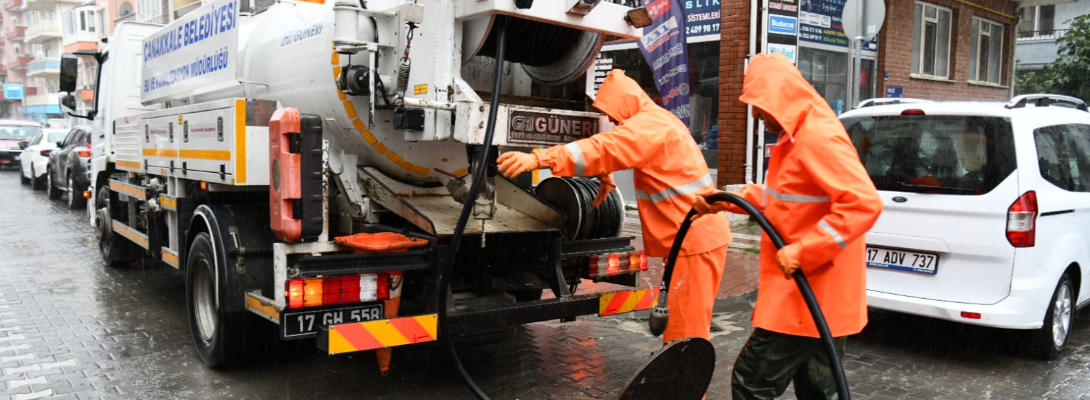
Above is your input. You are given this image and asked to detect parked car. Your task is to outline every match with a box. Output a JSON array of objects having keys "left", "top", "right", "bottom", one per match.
[
  {"left": 18, "top": 128, "right": 71, "bottom": 189},
  {"left": 46, "top": 126, "right": 93, "bottom": 209},
  {"left": 0, "top": 120, "right": 42, "bottom": 169},
  {"left": 840, "top": 94, "right": 1090, "bottom": 359}
]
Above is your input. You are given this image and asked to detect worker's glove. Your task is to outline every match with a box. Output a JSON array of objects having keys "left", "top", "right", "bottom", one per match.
[
  {"left": 689, "top": 195, "right": 732, "bottom": 221},
  {"left": 776, "top": 243, "right": 802, "bottom": 279},
  {"left": 592, "top": 173, "right": 616, "bottom": 208},
  {"left": 497, "top": 150, "right": 551, "bottom": 179}
]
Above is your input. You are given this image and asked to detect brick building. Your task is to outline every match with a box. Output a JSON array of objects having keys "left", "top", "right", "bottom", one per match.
[{"left": 716, "top": 0, "right": 1025, "bottom": 186}]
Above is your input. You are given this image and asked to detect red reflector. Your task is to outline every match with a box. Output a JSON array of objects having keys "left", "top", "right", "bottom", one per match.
[
  {"left": 376, "top": 273, "right": 390, "bottom": 300},
  {"left": 588, "top": 251, "right": 647, "bottom": 278},
  {"left": 78, "top": 150, "right": 92, "bottom": 158},
  {"left": 1006, "top": 191, "right": 1037, "bottom": 248},
  {"left": 901, "top": 109, "right": 925, "bottom": 115},
  {"left": 961, "top": 311, "right": 981, "bottom": 319}
]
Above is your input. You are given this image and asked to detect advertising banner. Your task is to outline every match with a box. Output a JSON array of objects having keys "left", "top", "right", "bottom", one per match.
[
  {"left": 3, "top": 84, "right": 24, "bottom": 100},
  {"left": 684, "top": 0, "right": 721, "bottom": 38},
  {"left": 799, "top": 0, "right": 849, "bottom": 47},
  {"left": 141, "top": 0, "right": 240, "bottom": 103},
  {"left": 766, "top": 0, "right": 800, "bottom": 63},
  {"left": 638, "top": 0, "right": 692, "bottom": 126}
]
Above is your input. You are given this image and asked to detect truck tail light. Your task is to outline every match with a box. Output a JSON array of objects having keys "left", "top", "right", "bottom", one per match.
[
  {"left": 285, "top": 273, "right": 392, "bottom": 309},
  {"left": 1006, "top": 191, "right": 1037, "bottom": 247},
  {"left": 588, "top": 251, "right": 647, "bottom": 279}
]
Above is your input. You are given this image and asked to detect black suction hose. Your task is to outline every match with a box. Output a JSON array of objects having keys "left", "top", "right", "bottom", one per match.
[
  {"left": 650, "top": 192, "right": 851, "bottom": 400},
  {"left": 437, "top": 16, "right": 510, "bottom": 400}
]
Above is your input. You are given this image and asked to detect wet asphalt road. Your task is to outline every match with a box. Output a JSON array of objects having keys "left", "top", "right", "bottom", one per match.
[{"left": 1, "top": 168, "right": 1090, "bottom": 400}]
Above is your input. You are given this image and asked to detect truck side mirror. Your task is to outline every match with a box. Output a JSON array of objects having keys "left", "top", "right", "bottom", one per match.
[
  {"left": 60, "top": 94, "right": 77, "bottom": 112},
  {"left": 60, "top": 54, "right": 79, "bottom": 93}
]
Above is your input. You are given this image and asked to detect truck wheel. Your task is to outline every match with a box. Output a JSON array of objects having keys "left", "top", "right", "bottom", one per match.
[
  {"left": 68, "top": 175, "right": 87, "bottom": 209},
  {"left": 96, "top": 187, "right": 133, "bottom": 266},
  {"left": 46, "top": 169, "right": 61, "bottom": 200},
  {"left": 186, "top": 232, "right": 243, "bottom": 368},
  {"left": 1029, "top": 274, "right": 1075, "bottom": 359}
]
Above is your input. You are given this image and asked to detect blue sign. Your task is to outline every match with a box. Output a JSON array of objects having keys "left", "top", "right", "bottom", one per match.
[
  {"left": 769, "top": 15, "right": 799, "bottom": 36},
  {"left": 683, "top": 0, "right": 721, "bottom": 38},
  {"left": 4, "top": 84, "right": 24, "bottom": 100},
  {"left": 639, "top": 0, "right": 692, "bottom": 126},
  {"left": 886, "top": 85, "right": 903, "bottom": 98}
]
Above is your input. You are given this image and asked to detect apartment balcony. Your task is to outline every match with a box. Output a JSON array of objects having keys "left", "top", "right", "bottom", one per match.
[
  {"left": 0, "top": 35, "right": 6, "bottom": 46},
  {"left": 0, "top": 64, "right": 7, "bottom": 75},
  {"left": 25, "top": 20, "right": 62, "bottom": 44},
  {"left": 62, "top": 29, "right": 99, "bottom": 50},
  {"left": 5, "top": 26, "right": 27, "bottom": 42},
  {"left": 26, "top": 57, "right": 59, "bottom": 77},
  {"left": 79, "top": 88, "right": 93, "bottom": 102},
  {"left": 9, "top": 55, "right": 34, "bottom": 70},
  {"left": 24, "top": 92, "right": 60, "bottom": 108},
  {"left": 24, "top": 0, "right": 82, "bottom": 11},
  {"left": 4, "top": 0, "right": 24, "bottom": 11},
  {"left": 1015, "top": 29, "right": 1069, "bottom": 70}
]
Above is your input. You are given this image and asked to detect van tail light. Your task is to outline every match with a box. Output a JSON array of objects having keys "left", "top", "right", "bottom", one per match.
[
  {"left": 1006, "top": 191, "right": 1037, "bottom": 247},
  {"left": 77, "top": 150, "right": 91, "bottom": 157},
  {"left": 901, "top": 109, "right": 926, "bottom": 116}
]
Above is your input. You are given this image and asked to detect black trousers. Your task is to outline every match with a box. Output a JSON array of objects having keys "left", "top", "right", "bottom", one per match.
[{"left": 731, "top": 328, "right": 848, "bottom": 400}]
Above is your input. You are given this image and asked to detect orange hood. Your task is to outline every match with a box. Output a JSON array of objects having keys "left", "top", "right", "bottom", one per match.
[
  {"left": 740, "top": 53, "right": 839, "bottom": 139},
  {"left": 593, "top": 69, "right": 658, "bottom": 123}
]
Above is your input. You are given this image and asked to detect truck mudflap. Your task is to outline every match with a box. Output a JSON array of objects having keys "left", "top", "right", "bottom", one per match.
[
  {"left": 317, "top": 314, "right": 439, "bottom": 355},
  {"left": 316, "top": 287, "right": 660, "bottom": 356}
]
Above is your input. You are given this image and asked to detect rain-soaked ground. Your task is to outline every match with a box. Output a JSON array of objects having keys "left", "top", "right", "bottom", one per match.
[{"left": 1, "top": 169, "right": 1089, "bottom": 400}]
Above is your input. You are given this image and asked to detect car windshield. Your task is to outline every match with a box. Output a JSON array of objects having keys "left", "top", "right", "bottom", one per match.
[
  {"left": 0, "top": 125, "right": 41, "bottom": 140},
  {"left": 47, "top": 131, "right": 69, "bottom": 143},
  {"left": 841, "top": 115, "right": 1016, "bottom": 195}
]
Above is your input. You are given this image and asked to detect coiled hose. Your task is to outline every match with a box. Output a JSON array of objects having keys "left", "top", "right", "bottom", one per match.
[
  {"left": 437, "top": 16, "right": 510, "bottom": 400},
  {"left": 650, "top": 192, "right": 851, "bottom": 400}
]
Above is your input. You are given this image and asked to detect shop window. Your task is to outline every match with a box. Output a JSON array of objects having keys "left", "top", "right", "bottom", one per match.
[
  {"left": 798, "top": 47, "right": 849, "bottom": 115},
  {"left": 595, "top": 41, "right": 721, "bottom": 151},
  {"left": 970, "top": 18, "right": 1004, "bottom": 84},
  {"left": 912, "top": 2, "right": 952, "bottom": 78}
]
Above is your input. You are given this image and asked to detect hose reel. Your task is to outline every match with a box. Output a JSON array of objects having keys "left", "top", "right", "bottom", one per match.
[{"left": 462, "top": 16, "right": 605, "bottom": 86}]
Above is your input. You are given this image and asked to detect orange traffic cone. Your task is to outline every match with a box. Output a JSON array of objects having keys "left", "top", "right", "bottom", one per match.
[{"left": 333, "top": 233, "right": 425, "bottom": 376}]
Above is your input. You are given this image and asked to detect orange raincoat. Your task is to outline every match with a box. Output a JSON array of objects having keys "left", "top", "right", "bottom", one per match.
[
  {"left": 732, "top": 53, "right": 882, "bottom": 338},
  {"left": 543, "top": 69, "right": 732, "bottom": 341}
]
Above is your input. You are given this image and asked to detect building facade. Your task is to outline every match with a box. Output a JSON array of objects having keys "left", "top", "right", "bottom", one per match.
[{"left": 1014, "top": 0, "right": 1090, "bottom": 75}]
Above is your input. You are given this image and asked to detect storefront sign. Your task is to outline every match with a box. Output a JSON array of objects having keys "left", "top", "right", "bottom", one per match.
[
  {"left": 684, "top": 0, "right": 721, "bottom": 38},
  {"left": 3, "top": 84, "right": 23, "bottom": 100},
  {"left": 799, "top": 0, "right": 849, "bottom": 47},
  {"left": 765, "top": 0, "right": 799, "bottom": 63},
  {"left": 638, "top": 0, "right": 692, "bottom": 126}
]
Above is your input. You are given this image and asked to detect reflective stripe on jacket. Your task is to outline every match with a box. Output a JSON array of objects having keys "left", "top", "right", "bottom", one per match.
[
  {"left": 738, "top": 53, "right": 883, "bottom": 338},
  {"left": 545, "top": 69, "right": 731, "bottom": 257}
]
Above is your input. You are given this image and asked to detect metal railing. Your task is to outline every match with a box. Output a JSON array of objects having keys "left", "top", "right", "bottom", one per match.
[
  {"left": 27, "top": 58, "right": 59, "bottom": 75},
  {"left": 1017, "top": 29, "right": 1069, "bottom": 42}
]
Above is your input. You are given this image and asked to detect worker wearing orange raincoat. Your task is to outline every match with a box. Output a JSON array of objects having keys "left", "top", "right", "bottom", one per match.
[
  {"left": 498, "top": 69, "right": 732, "bottom": 344},
  {"left": 693, "top": 53, "right": 882, "bottom": 399}
]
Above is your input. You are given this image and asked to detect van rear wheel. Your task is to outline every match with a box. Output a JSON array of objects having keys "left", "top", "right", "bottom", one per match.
[{"left": 1028, "top": 274, "right": 1074, "bottom": 360}]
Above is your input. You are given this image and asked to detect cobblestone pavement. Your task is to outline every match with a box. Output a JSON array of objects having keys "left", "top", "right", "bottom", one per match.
[{"left": 2, "top": 169, "right": 1090, "bottom": 400}]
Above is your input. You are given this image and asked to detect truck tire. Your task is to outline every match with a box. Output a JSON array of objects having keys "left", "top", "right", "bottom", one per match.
[
  {"left": 68, "top": 174, "right": 87, "bottom": 209},
  {"left": 46, "top": 168, "right": 61, "bottom": 200},
  {"left": 1029, "top": 273, "right": 1075, "bottom": 360},
  {"left": 96, "top": 187, "right": 134, "bottom": 267},
  {"left": 185, "top": 232, "right": 245, "bottom": 368}
]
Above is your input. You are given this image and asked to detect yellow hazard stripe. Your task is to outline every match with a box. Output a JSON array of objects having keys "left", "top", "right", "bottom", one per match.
[
  {"left": 143, "top": 148, "right": 233, "bottom": 161},
  {"left": 115, "top": 160, "right": 141, "bottom": 171},
  {"left": 599, "top": 287, "right": 660, "bottom": 316},
  {"left": 327, "top": 314, "right": 438, "bottom": 355},
  {"left": 159, "top": 195, "right": 177, "bottom": 211},
  {"left": 112, "top": 220, "right": 149, "bottom": 249},
  {"left": 109, "top": 180, "right": 145, "bottom": 199},
  {"left": 235, "top": 99, "right": 247, "bottom": 184},
  {"left": 246, "top": 295, "right": 281, "bottom": 321},
  {"left": 160, "top": 247, "right": 179, "bottom": 268}
]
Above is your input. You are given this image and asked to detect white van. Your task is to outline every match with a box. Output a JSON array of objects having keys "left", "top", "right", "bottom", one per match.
[{"left": 839, "top": 94, "right": 1090, "bottom": 359}]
